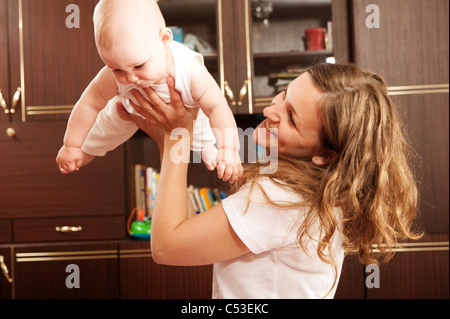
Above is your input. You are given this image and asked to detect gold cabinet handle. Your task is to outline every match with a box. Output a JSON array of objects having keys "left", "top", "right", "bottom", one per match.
[
  {"left": 224, "top": 81, "right": 237, "bottom": 106},
  {"left": 10, "top": 87, "right": 22, "bottom": 114},
  {"left": 6, "top": 128, "right": 16, "bottom": 138},
  {"left": 0, "top": 90, "right": 8, "bottom": 114},
  {"left": 0, "top": 87, "right": 21, "bottom": 114},
  {"left": 238, "top": 80, "right": 249, "bottom": 106},
  {"left": 0, "top": 255, "right": 13, "bottom": 283},
  {"left": 55, "top": 226, "right": 83, "bottom": 233}
]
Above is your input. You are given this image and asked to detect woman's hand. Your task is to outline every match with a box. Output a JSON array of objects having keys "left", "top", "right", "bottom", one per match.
[
  {"left": 130, "top": 77, "right": 199, "bottom": 138},
  {"left": 116, "top": 100, "right": 166, "bottom": 152}
]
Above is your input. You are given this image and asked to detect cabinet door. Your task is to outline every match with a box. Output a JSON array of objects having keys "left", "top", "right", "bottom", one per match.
[
  {"left": 218, "top": 0, "right": 249, "bottom": 114},
  {"left": 0, "top": 0, "right": 11, "bottom": 123},
  {"left": 351, "top": 0, "right": 449, "bottom": 298},
  {"left": 13, "top": 242, "right": 119, "bottom": 299},
  {"left": 352, "top": 0, "right": 449, "bottom": 237},
  {"left": 230, "top": 0, "right": 338, "bottom": 115},
  {"left": 120, "top": 241, "right": 213, "bottom": 299},
  {"left": 7, "top": 0, "right": 104, "bottom": 122},
  {"left": 0, "top": 121, "right": 125, "bottom": 224},
  {"left": 0, "top": 247, "right": 13, "bottom": 299}
]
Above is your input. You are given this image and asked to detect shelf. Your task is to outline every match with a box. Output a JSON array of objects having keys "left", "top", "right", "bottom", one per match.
[
  {"left": 253, "top": 49, "right": 333, "bottom": 59},
  {"left": 253, "top": 50, "right": 333, "bottom": 79}
]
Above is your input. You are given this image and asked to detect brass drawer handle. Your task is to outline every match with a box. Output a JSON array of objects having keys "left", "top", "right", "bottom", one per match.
[
  {"left": 238, "top": 80, "right": 249, "bottom": 106},
  {"left": 224, "top": 81, "right": 237, "bottom": 106},
  {"left": 0, "top": 255, "right": 13, "bottom": 283},
  {"left": 0, "top": 90, "right": 7, "bottom": 113},
  {"left": 0, "top": 87, "right": 21, "bottom": 114},
  {"left": 55, "top": 226, "right": 83, "bottom": 233},
  {"left": 10, "top": 87, "right": 22, "bottom": 114}
]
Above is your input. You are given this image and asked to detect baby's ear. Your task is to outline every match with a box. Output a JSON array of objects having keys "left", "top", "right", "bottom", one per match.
[{"left": 161, "top": 27, "right": 173, "bottom": 45}]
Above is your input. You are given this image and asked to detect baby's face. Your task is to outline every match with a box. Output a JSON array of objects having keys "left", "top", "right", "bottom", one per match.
[{"left": 100, "top": 31, "right": 170, "bottom": 87}]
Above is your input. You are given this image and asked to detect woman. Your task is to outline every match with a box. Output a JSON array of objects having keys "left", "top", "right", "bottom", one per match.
[{"left": 122, "top": 63, "right": 422, "bottom": 299}]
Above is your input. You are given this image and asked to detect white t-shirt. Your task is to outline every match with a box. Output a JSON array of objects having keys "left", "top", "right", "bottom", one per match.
[{"left": 214, "top": 177, "right": 344, "bottom": 299}]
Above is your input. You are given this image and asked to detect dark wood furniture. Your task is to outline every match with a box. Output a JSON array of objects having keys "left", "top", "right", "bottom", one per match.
[{"left": 0, "top": 0, "right": 448, "bottom": 299}]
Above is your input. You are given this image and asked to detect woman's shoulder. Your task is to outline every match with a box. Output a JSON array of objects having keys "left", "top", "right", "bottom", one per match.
[{"left": 234, "top": 176, "right": 303, "bottom": 204}]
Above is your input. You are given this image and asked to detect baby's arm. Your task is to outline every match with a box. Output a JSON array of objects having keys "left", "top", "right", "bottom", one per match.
[
  {"left": 190, "top": 60, "right": 243, "bottom": 183},
  {"left": 56, "top": 66, "right": 117, "bottom": 173}
]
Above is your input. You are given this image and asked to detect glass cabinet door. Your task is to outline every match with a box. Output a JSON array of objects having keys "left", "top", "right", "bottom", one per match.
[
  {"left": 158, "top": 0, "right": 219, "bottom": 79},
  {"left": 250, "top": 0, "right": 334, "bottom": 112}
]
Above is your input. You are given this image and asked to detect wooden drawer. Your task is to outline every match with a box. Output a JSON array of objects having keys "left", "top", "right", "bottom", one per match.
[
  {"left": 0, "top": 220, "right": 12, "bottom": 243},
  {"left": 13, "top": 216, "right": 125, "bottom": 243}
]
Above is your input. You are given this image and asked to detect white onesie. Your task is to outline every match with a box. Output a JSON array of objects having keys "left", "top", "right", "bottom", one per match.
[{"left": 82, "top": 41, "right": 216, "bottom": 157}]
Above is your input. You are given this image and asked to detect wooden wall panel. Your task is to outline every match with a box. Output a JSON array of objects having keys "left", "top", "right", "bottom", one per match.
[
  {"left": 351, "top": 0, "right": 449, "bottom": 235},
  {"left": 366, "top": 235, "right": 449, "bottom": 299},
  {"left": 351, "top": 0, "right": 449, "bottom": 86},
  {"left": 392, "top": 93, "right": 449, "bottom": 233},
  {"left": 350, "top": 0, "right": 449, "bottom": 299},
  {"left": 335, "top": 254, "right": 366, "bottom": 299}
]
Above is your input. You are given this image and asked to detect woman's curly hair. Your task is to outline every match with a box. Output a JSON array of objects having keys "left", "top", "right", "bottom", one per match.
[{"left": 233, "top": 63, "right": 422, "bottom": 270}]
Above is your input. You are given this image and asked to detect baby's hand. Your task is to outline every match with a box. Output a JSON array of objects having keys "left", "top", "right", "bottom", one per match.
[
  {"left": 200, "top": 146, "right": 218, "bottom": 171},
  {"left": 216, "top": 147, "right": 243, "bottom": 183},
  {"left": 56, "top": 146, "right": 94, "bottom": 174}
]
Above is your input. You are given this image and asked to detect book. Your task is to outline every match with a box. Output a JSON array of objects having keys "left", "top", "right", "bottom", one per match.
[
  {"left": 134, "top": 164, "right": 147, "bottom": 217},
  {"left": 146, "top": 167, "right": 158, "bottom": 219},
  {"left": 133, "top": 163, "right": 229, "bottom": 217},
  {"left": 188, "top": 185, "right": 200, "bottom": 214},
  {"left": 199, "top": 187, "right": 212, "bottom": 209}
]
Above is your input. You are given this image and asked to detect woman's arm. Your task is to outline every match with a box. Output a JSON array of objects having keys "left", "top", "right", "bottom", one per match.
[{"left": 128, "top": 78, "right": 250, "bottom": 266}]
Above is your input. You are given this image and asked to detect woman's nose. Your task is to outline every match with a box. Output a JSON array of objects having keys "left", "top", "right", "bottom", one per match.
[{"left": 263, "top": 104, "right": 280, "bottom": 123}]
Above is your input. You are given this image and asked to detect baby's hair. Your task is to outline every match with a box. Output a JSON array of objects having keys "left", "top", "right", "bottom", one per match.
[{"left": 93, "top": 0, "right": 166, "bottom": 51}]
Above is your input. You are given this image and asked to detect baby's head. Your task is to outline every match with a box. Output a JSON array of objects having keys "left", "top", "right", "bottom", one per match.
[
  {"left": 93, "top": 0, "right": 173, "bottom": 86},
  {"left": 94, "top": 0, "right": 166, "bottom": 52}
]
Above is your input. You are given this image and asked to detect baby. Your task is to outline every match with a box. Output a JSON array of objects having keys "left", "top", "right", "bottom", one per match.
[{"left": 56, "top": 0, "right": 242, "bottom": 182}]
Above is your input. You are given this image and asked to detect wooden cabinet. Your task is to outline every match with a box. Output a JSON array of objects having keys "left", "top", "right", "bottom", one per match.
[
  {"left": 159, "top": 0, "right": 345, "bottom": 115},
  {"left": 1, "top": 242, "right": 119, "bottom": 299},
  {"left": 0, "top": 220, "right": 12, "bottom": 244},
  {"left": 0, "top": 0, "right": 213, "bottom": 299},
  {"left": 1, "top": 241, "right": 214, "bottom": 299},
  {"left": 336, "top": 0, "right": 449, "bottom": 299},
  {"left": 0, "top": 0, "right": 12, "bottom": 122},
  {"left": 0, "top": 247, "right": 13, "bottom": 298},
  {"left": 0, "top": 1, "right": 126, "bottom": 239},
  {"left": 1, "top": 0, "right": 446, "bottom": 300},
  {"left": 119, "top": 241, "right": 213, "bottom": 299},
  {"left": 0, "top": 0, "right": 127, "bottom": 299},
  {"left": 0, "top": 122, "right": 125, "bottom": 228},
  {"left": 1, "top": 0, "right": 104, "bottom": 123}
]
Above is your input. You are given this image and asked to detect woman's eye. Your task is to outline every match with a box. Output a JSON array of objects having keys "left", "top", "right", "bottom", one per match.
[{"left": 289, "top": 114, "right": 296, "bottom": 127}]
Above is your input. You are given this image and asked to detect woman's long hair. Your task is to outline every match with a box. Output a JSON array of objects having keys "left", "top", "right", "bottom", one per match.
[{"left": 233, "top": 63, "right": 422, "bottom": 268}]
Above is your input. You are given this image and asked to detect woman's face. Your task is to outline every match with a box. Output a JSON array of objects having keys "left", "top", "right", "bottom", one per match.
[{"left": 254, "top": 72, "right": 325, "bottom": 159}]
